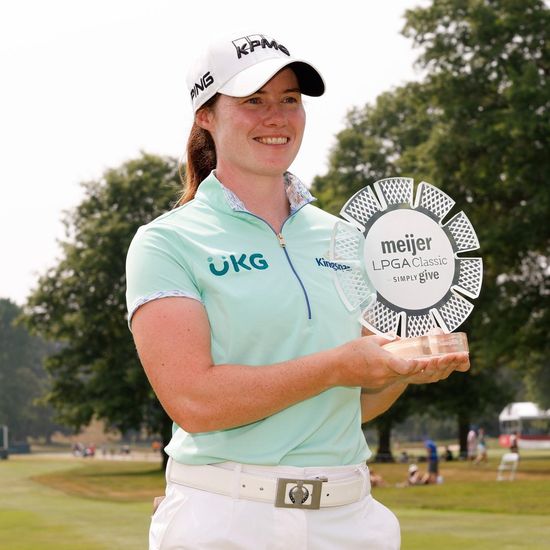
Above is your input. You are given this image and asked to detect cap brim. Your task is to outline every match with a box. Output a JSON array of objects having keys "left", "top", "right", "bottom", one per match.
[{"left": 218, "top": 57, "right": 325, "bottom": 98}]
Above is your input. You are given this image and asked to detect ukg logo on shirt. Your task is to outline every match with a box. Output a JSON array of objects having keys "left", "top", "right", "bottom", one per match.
[{"left": 208, "top": 253, "right": 269, "bottom": 276}]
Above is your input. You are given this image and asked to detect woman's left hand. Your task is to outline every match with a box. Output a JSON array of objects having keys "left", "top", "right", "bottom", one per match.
[{"left": 403, "top": 351, "right": 470, "bottom": 384}]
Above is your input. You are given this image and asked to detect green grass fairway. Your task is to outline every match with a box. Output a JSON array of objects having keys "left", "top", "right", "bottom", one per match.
[
  {"left": 0, "top": 457, "right": 156, "bottom": 550},
  {"left": 1, "top": 452, "right": 550, "bottom": 549},
  {"left": 397, "top": 508, "right": 550, "bottom": 549},
  {"left": 371, "top": 451, "right": 550, "bottom": 549}
]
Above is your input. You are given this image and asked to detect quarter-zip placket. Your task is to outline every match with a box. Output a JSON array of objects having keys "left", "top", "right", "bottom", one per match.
[
  {"left": 237, "top": 210, "right": 313, "bottom": 320},
  {"left": 276, "top": 231, "right": 312, "bottom": 320}
]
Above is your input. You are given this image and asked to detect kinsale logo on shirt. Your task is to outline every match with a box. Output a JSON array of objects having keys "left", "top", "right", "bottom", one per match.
[
  {"left": 208, "top": 253, "right": 269, "bottom": 276},
  {"left": 315, "top": 257, "right": 352, "bottom": 272}
]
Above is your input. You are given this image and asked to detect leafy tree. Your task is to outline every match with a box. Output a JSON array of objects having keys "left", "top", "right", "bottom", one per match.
[
  {"left": 314, "top": 0, "right": 548, "bottom": 456},
  {"left": 402, "top": 0, "right": 549, "bottom": 406},
  {"left": 0, "top": 298, "right": 62, "bottom": 442},
  {"left": 311, "top": 82, "right": 434, "bottom": 215},
  {"left": 401, "top": 0, "right": 550, "bottom": 347},
  {"left": 22, "top": 153, "right": 181, "bottom": 467}
]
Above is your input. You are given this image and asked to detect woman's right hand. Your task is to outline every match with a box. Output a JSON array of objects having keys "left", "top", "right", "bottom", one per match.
[{"left": 339, "top": 335, "right": 425, "bottom": 390}]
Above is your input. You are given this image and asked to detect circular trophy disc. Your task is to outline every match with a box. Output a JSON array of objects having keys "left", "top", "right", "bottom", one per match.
[{"left": 329, "top": 178, "right": 482, "bottom": 343}]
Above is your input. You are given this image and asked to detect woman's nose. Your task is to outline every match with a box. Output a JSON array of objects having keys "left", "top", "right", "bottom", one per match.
[{"left": 263, "top": 103, "right": 286, "bottom": 126}]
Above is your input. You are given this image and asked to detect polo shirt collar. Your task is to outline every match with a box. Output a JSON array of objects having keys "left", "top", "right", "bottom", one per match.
[{"left": 197, "top": 171, "right": 315, "bottom": 214}]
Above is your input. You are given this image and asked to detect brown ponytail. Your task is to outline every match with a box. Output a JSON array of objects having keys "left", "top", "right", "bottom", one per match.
[{"left": 177, "top": 95, "right": 219, "bottom": 205}]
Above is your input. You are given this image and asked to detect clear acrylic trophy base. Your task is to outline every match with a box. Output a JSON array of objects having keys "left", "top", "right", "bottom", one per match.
[{"left": 382, "top": 332, "right": 469, "bottom": 359}]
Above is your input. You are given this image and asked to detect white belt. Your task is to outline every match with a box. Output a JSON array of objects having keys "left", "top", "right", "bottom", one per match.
[{"left": 166, "top": 460, "right": 370, "bottom": 510}]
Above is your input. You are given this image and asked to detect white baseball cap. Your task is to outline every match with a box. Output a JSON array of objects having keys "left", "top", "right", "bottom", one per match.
[
  {"left": 186, "top": 32, "right": 325, "bottom": 112},
  {"left": 408, "top": 464, "right": 419, "bottom": 473}
]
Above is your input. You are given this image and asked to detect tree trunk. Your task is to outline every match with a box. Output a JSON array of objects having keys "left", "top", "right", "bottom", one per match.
[{"left": 374, "top": 421, "right": 394, "bottom": 462}]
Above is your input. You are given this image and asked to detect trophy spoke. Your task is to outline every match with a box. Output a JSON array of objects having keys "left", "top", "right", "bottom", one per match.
[
  {"left": 454, "top": 258, "right": 483, "bottom": 299},
  {"left": 331, "top": 222, "right": 376, "bottom": 311},
  {"left": 414, "top": 181, "right": 455, "bottom": 222},
  {"left": 332, "top": 221, "right": 363, "bottom": 261},
  {"left": 361, "top": 302, "right": 400, "bottom": 338},
  {"left": 336, "top": 269, "right": 377, "bottom": 311},
  {"left": 373, "top": 177, "right": 414, "bottom": 208},
  {"left": 444, "top": 211, "right": 480, "bottom": 253},
  {"left": 405, "top": 311, "right": 438, "bottom": 338},
  {"left": 433, "top": 292, "right": 474, "bottom": 333},
  {"left": 340, "top": 187, "right": 382, "bottom": 230}
]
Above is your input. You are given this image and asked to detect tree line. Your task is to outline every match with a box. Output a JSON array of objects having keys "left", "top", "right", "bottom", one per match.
[{"left": 0, "top": 299, "right": 67, "bottom": 444}]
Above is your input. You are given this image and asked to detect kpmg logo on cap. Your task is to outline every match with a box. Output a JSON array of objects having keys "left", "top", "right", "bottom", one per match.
[{"left": 232, "top": 34, "right": 290, "bottom": 59}]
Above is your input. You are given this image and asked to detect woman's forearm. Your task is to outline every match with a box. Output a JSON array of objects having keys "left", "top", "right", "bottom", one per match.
[{"left": 360, "top": 381, "right": 408, "bottom": 423}]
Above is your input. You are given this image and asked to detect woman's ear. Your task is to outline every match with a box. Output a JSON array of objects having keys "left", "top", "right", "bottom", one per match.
[{"left": 195, "top": 108, "right": 213, "bottom": 131}]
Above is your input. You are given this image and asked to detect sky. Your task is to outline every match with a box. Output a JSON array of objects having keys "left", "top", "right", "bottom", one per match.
[{"left": 0, "top": 0, "right": 429, "bottom": 305}]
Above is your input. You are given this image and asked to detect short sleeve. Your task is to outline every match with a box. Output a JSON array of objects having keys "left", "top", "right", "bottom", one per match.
[{"left": 125, "top": 224, "right": 202, "bottom": 329}]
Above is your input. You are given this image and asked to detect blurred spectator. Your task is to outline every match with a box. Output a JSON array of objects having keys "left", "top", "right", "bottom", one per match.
[
  {"left": 425, "top": 438, "right": 439, "bottom": 484},
  {"left": 474, "top": 427, "right": 488, "bottom": 464},
  {"left": 444, "top": 446, "right": 454, "bottom": 461},
  {"left": 407, "top": 464, "right": 430, "bottom": 486},
  {"left": 369, "top": 468, "right": 385, "bottom": 488},
  {"left": 72, "top": 442, "right": 85, "bottom": 457},
  {"left": 467, "top": 428, "right": 478, "bottom": 461},
  {"left": 84, "top": 443, "right": 96, "bottom": 457},
  {"left": 509, "top": 431, "right": 519, "bottom": 454}
]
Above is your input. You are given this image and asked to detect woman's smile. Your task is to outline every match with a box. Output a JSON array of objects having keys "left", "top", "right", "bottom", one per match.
[{"left": 254, "top": 136, "right": 290, "bottom": 145}]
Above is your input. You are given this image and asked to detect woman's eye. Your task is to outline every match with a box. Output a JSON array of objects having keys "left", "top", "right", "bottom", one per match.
[
  {"left": 283, "top": 96, "right": 300, "bottom": 104},
  {"left": 246, "top": 97, "right": 262, "bottom": 104}
]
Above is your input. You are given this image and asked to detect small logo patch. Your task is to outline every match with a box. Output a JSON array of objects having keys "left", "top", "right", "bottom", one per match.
[{"left": 315, "top": 257, "right": 351, "bottom": 271}]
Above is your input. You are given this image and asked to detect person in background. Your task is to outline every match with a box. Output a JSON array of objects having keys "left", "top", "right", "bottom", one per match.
[
  {"left": 467, "top": 427, "right": 478, "bottom": 461},
  {"left": 399, "top": 450, "right": 410, "bottom": 463},
  {"left": 126, "top": 31, "right": 470, "bottom": 550},
  {"left": 424, "top": 438, "right": 439, "bottom": 484},
  {"left": 509, "top": 431, "right": 519, "bottom": 454},
  {"left": 369, "top": 468, "right": 385, "bottom": 488},
  {"left": 474, "top": 427, "right": 488, "bottom": 464},
  {"left": 406, "top": 464, "right": 430, "bottom": 486}
]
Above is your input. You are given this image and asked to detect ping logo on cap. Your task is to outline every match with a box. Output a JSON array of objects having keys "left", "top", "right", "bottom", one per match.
[
  {"left": 232, "top": 34, "right": 290, "bottom": 59},
  {"left": 190, "top": 71, "right": 214, "bottom": 101}
]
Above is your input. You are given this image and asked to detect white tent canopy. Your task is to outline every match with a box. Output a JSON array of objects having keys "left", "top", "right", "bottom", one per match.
[{"left": 499, "top": 402, "right": 550, "bottom": 422}]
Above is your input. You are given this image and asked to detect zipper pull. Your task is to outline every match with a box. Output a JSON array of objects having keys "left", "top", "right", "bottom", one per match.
[{"left": 277, "top": 233, "right": 286, "bottom": 248}]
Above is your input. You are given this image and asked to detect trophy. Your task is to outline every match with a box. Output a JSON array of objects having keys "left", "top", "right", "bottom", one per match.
[{"left": 329, "top": 177, "right": 482, "bottom": 359}]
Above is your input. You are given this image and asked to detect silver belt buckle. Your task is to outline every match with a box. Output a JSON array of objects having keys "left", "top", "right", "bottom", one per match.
[{"left": 275, "top": 477, "right": 327, "bottom": 510}]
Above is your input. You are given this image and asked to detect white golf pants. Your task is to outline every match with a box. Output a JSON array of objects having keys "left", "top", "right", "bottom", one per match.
[{"left": 150, "top": 461, "right": 400, "bottom": 549}]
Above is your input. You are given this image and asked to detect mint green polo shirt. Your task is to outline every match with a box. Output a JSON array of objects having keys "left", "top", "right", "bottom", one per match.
[{"left": 125, "top": 172, "right": 370, "bottom": 466}]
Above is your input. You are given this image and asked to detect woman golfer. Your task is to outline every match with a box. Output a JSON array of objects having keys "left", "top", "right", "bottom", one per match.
[{"left": 126, "top": 31, "right": 469, "bottom": 549}]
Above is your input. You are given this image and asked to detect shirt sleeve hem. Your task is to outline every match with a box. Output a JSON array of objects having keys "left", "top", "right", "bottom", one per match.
[{"left": 128, "top": 290, "right": 203, "bottom": 330}]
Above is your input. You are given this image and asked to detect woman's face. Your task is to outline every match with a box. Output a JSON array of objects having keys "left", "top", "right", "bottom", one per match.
[{"left": 198, "top": 68, "right": 306, "bottom": 179}]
